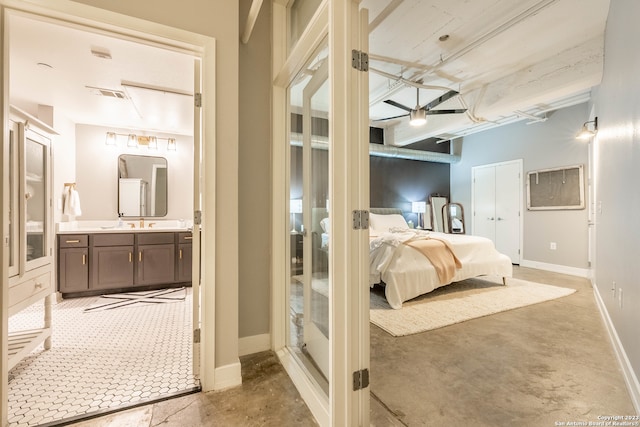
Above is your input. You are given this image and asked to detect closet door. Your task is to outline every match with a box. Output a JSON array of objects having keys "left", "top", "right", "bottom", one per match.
[
  {"left": 472, "top": 160, "right": 522, "bottom": 264},
  {"left": 495, "top": 162, "right": 521, "bottom": 263},
  {"left": 472, "top": 165, "right": 497, "bottom": 241}
]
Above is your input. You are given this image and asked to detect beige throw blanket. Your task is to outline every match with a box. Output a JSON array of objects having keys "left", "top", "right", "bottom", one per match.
[{"left": 404, "top": 237, "right": 462, "bottom": 284}]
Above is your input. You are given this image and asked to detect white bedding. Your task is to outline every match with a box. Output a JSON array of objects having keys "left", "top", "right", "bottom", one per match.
[{"left": 369, "top": 229, "right": 513, "bottom": 309}]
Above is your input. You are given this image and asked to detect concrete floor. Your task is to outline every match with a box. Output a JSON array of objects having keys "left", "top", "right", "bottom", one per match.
[{"left": 66, "top": 267, "right": 636, "bottom": 426}]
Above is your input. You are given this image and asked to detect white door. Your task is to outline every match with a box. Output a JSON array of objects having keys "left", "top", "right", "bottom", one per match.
[
  {"left": 495, "top": 161, "right": 521, "bottom": 263},
  {"left": 472, "top": 160, "right": 522, "bottom": 264}
]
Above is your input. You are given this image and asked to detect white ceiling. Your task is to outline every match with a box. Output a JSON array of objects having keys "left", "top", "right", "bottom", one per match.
[
  {"left": 9, "top": 14, "right": 195, "bottom": 136},
  {"left": 9, "top": 0, "right": 610, "bottom": 145}
]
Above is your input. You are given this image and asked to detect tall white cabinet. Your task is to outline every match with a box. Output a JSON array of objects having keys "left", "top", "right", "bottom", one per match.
[
  {"left": 7, "top": 106, "right": 55, "bottom": 370},
  {"left": 472, "top": 159, "right": 522, "bottom": 264}
]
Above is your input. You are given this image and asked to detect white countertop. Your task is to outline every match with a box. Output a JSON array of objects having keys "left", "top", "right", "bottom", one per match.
[{"left": 56, "top": 220, "right": 193, "bottom": 234}]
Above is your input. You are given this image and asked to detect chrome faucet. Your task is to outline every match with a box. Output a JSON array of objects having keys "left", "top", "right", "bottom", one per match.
[{"left": 140, "top": 218, "right": 145, "bottom": 228}]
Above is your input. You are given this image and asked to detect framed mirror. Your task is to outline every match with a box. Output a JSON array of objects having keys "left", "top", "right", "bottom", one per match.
[
  {"left": 445, "top": 203, "right": 465, "bottom": 234},
  {"left": 429, "top": 194, "right": 448, "bottom": 232},
  {"left": 118, "top": 154, "right": 168, "bottom": 217}
]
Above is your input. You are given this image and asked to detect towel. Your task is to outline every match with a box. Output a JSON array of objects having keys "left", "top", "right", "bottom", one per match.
[{"left": 63, "top": 187, "right": 82, "bottom": 216}]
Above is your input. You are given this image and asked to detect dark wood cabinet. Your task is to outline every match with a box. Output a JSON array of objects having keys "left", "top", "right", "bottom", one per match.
[
  {"left": 58, "top": 231, "right": 192, "bottom": 297},
  {"left": 58, "top": 234, "right": 90, "bottom": 293},
  {"left": 177, "top": 232, "right": 193, "bottom": 282}
]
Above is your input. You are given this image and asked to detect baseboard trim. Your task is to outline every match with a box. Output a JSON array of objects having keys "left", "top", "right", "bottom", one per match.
[
  {"left": 593, "top": 283, "right": 640, "bottom": 413},
  {"left": 239, "top": 333, "right": 271, "bottom": 357},
  {"left": 276, "top": 347, "right": 328, "bottom": 426},
  {"left": 520, "top": 259, "right": 590, "bottom": 278},
  {"left": 213, "top": 359, "right": 242, "bottom": 391}
]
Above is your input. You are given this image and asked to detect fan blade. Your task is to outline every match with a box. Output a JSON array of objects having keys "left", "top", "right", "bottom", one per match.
[
  {"left": 424, "top": 109, "right": 467, "bottom": 115},
  {"left": 372, "top": 113, "right": 409, "bottom": 121},
  {"left": 383, "top": 99, "right": 412, "bottom": 112},
  {"left": 423, "top": 90, "right": 460, "bottom": 111}
]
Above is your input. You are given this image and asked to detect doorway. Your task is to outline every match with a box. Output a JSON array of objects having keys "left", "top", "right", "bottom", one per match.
[{"left": 2, "top": 7, "right": 206, "bottom": 426}]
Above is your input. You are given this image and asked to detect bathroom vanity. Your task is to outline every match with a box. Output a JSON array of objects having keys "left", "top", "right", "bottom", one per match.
[{"left": 57, "top": 228, "right": 192, "bottom": 297}]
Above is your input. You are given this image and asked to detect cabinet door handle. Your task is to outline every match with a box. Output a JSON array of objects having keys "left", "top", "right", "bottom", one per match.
[
  {"left": 82, "top": 254, "right": 86, "bottom": 265},
  {"left": 66, "top": 239, "right": 80, "bottom": 243},
  {"left": 139, "top": 251, "right": 142, "bottom": 262},
  {"left": 129, "top": 252, "right": 132, "bottom": 263},
  {"left": 35, "top": 282, "right": 43, "bottom": 289},
  {"left": 184, "top": 236, "right": 192, "bottom": 240},
  {"left": 179, "top": 249, "right": 183, "bottom": 259}
]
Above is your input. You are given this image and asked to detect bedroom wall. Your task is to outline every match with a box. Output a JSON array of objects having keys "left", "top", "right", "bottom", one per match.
[
  {"left": 75, "top": 124, "right": 193, "bottom": 221},
  {"left": 370, "top": 157, "right": 450, "bottom": 226},
  {"left": 591, "top": 0, "right": 640, "bottom": 402},
  {"left": 450, "top": 103, "right": 590, "bottom": 272}
]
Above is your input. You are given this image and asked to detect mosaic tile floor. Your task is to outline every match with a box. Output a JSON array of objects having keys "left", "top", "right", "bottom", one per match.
[{"left": 8, "top": 288, "right": 199, "bottom": 427}]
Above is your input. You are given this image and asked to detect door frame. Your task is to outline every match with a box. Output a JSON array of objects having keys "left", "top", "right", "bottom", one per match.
[
  {"left": 471, "top": 159, "right": 523, "bottom": 264},
  {"left": 0, "top": 2, "right": 214, "bottom": 424},
  {"left": 271, "top": 1, "right": 370, "bottom": 425}
]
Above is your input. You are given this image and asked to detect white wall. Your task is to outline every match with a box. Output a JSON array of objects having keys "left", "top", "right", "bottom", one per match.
[
  {"left": 450, "top": 103, "right": 590, "bottom": 271},
  {"left": 592, "top": 0, "right": 640, "bottom": 405},
  {"left": 74, "top": 124, "right": 193, "bottom": 221}
]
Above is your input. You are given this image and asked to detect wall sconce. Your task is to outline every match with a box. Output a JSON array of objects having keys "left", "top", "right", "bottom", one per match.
[
  {"left": 106, "top": 132, "right": 177, "bottom": 151},
  {"left": 412, "top": 201, "right": 427, "bottom": 229},
  {"left": 576, "top": 117, "right": 598, "bottom": 140},
  {"left": 290, "top": 199, "right": 302, "bottom": 233}
]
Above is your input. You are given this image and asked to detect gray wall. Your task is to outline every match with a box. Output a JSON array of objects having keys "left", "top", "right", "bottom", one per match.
[
  {"left": 450, "top": 103, "right": 590, "bottom": 269},
  {"left": 592, "top": 0, "right": 640, "bottom": 387},
  {"left": 238, "top": 0, "right": 272, "bottom": 339}
]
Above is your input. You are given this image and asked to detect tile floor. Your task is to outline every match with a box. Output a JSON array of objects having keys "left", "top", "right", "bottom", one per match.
[{"left": 8, "top": 288, "right": 198, "bottom": 427}]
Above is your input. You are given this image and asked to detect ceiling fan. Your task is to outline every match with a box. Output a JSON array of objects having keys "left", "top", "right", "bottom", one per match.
[{"left": 375, "top": 88, "right": 467, "bottom": 126}]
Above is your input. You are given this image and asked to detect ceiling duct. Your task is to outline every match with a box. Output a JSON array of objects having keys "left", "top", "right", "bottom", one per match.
[
  {"left": 289, "top": 133, "right": 460, "bottom": 164},
  {"left": 85, "top": 86, "right": 128, "bottom": 99}
]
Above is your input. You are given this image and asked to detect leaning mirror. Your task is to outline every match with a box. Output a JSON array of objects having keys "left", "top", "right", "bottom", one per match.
[
  {"left": 445, "top": 203, "right": 465, "bottom": 234},
  {"left": 118, "top": 154, "right": 168, "bottom": 217},
  {"left": 430, "top": 194, "right": 448, "bottom": 232}
]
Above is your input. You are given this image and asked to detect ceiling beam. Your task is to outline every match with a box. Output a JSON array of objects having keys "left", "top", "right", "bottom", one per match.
[{"left": 241, "top": 0, "right": 264, "bottom": 44}]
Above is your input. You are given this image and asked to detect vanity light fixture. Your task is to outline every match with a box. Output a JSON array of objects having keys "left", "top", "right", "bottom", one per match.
[
  {"left": 412, "top": 201, "right": 427, "bottom": 229},
  {"left": 104, "top": 132, "right": 178, "bottom": 151},
  {"left": 127, "top": 134, "right": 138, "bottom": 148},
  {"left": 105, "top": 132, "right": 117, "bottom": 146},
  {"left": 576, "top": 117, "right": 598, "bottom": 140}
]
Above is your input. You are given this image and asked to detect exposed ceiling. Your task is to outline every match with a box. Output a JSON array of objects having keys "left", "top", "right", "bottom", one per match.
[{"left": 9, "top": 0, "right": 610, "bottom": 145}]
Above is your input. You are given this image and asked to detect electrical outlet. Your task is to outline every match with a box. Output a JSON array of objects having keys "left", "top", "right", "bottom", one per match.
[
  {"left": 550, "top": 242, "right": 557, "bottom": 250},
  {"left": 619, "top": 288, "right": 623, "bottom": 309}
]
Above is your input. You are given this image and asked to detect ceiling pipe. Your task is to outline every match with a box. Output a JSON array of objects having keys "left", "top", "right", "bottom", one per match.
[{"left": 289, "top": 134, "right": 460, "bottom": 164}]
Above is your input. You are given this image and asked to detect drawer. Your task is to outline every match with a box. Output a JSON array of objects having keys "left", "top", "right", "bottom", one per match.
[
  {"left": 178, "top": 232, "right": 193, "bottom": 243},
  {"left": 59, "top": 234, "right": 88, "bottom": 248},
  {"left": 91, "top": 233, "right": 134, "bottom": 247},
  {"left": 137, "top": 232, "right": 175, "bottom": 245},
  {"left": 9, "top": 271, "right": 52, "bottom": 316}
]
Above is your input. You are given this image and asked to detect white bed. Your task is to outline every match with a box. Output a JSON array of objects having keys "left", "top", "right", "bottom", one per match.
[{"left": 368, "top": 210, "right": 513, "bottom": 309}]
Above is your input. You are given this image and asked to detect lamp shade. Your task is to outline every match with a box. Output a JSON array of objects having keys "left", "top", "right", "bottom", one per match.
[
  {"left": 105, "top": 132, "right": 117, "bottom": 146},
  {"left": 167, "top": 138, "right": 177, "bottom": 151},
  {"left": 127, "top": 134, "right": 138, "bottom": 147},
  {"left": 412, "top": 201, "right": 426, "bottom": 213},
  {"left": 148, "top": 136, "right": 158, "bottom": 149},
  {"left": 290, "top": 199, "right": 303, "bottom": 214},
  {"left": 409, "top": 109, "right": 427, "bottom": 127}
]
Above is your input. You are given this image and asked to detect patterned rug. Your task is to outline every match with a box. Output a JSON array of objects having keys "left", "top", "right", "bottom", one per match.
[
  {"left": 370, "top": 276, "right": 575, "bottom": 336},
  {"left": 84, "top": 287, "right": 187, "bottom": 312}
]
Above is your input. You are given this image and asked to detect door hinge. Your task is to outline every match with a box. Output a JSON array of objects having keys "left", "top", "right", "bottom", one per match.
[
  {"left": 352, "top": 210, "right": 369, "bottom": 230},
  {"left": 351, "top": 49, "right": 369, "bottom": 72},
  {"left": 353, "top": 368, "right": 369, "bottom": 391},
  {"left": 194, "top": 210, "right": 202, "bottom": 225},
  {"left": 194, "top": 93, "right": 202, "bottom": 108},
  {"left": 193, "top": 328, "right": 201, "bottom": 343}
]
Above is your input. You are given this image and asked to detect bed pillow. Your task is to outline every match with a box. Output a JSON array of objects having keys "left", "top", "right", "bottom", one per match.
[
  {"left": 369, "top": 213, "right": 409, "bottom": 233},
  {"left": 320, "top": 217, "right": 329, "bottom": 233}
]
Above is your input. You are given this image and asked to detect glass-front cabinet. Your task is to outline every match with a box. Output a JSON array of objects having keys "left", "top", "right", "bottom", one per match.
[{"left": 7, "top": 106, "right": 55, "bottom": 370}]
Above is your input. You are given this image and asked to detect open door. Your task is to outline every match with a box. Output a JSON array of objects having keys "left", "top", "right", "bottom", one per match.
[{"left": 191, "top": 57, "right": 202, "bottom": 381}]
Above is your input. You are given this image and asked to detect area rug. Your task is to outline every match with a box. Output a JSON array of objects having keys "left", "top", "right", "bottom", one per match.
[
  {"left": 370, "top": 276, "right": 575, "bottom": 336},
  {"left": 84, "top": 287, "right": 186, "bottom": 312}
]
